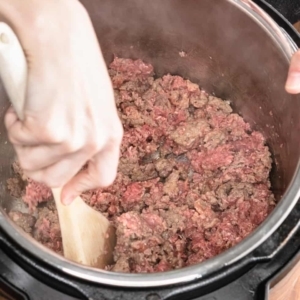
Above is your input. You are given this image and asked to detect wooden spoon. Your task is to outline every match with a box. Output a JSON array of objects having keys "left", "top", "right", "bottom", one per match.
[{"left": 0, "top": 22, "right": 116, "bottom": 268}]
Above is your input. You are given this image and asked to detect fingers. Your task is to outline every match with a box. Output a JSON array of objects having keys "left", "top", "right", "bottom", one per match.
[
  {"left": 5, "top": 109, "right": 40, "bottom": 146},
  {"left": 5, "top": 106, "right": 73, "bottom": 146},
  {"left": 286, "top": 50, "right": 300, "bottom": 94},
  {"left": 4, "top": 106, "right": 17, "bottom": 129},
  {"left": 5, "top": 106, "right": 90, "bottom": 171},
  {"left": 14, "top": 144, "right": 68, "bottom": 171},
  {"left": 25, "top": 150, "right": 90, "bottom": 188},
  {"left": 61, "top": 142, "right": 120, "bottom": 205}
]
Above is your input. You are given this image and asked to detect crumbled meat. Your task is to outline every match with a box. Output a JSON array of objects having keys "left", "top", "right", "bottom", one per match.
[
  {"left": 170, "top": 120, "right": 210, "bottom": 148},
  {"left": 7, "top": 162, "right": 27, "bottom": 198},
  {"left": 7, "top": 57, "right": 275, "bottom": 273},
  {"left": 154, "top": 158, "right": 175, "bottom": 178},
  {"left": 33, "top": 202, "right": 63, "bottom": 254},
  {"left": 7, "top": 177, "right": 24, "bottom": 198},
  {"left": 163, "top": 171, "right": 180, "bottom": 198},
  {"left": 7, "top": 162, "right": 53, "bottom": 211},
  {"left": 12, "top": 161, "right": 28, "bottom": 181},
  {"left": 23, "top": 179, "right": 52, "bottom": 211},
  {"left": 8, "top": 211, "right": 36, "bottom": 234}
]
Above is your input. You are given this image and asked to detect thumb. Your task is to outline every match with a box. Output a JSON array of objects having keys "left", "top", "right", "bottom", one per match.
[
  {"left": 61, "top": 147, "right": 120, "bottom": 205},
  {"left": 285, "top": 50, "right": 300, "bottom": 94}
]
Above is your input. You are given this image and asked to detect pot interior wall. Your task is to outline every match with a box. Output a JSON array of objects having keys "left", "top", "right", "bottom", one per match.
[{"left": 0, "top": 0, "right": 300, "bottom": 222}]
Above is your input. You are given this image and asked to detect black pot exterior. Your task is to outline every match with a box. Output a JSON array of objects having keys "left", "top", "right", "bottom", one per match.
[
  {"left": 255, "top": 0, "right": 300, "bottom": 46},
  {"left": 265, "top": 0, "right": 300, "bottom": 24},
  {"left": 1, "top": 199, "right": 300, "bottom": 300}
]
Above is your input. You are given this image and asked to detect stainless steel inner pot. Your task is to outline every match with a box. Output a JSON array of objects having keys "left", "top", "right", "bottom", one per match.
[{"left": 0, "top": 0, "right": 299, "bottom": 288}]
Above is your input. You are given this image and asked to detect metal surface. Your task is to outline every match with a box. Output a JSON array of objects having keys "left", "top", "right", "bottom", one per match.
[
  {"left": 253, "top": 0, "right": 300, "bottom": 47},
  {"left": 263, "top": 0, "right": 300, "bottom": 24},
  {"left": 1, "top": 197, "right": 300, "bottom": 299},
  {"left": 0, "top": 0, "right": 299, "bottom": 289}
]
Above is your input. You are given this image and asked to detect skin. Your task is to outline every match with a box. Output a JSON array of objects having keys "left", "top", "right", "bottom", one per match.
[
  {"left": 0, "top": 0, "right": 123, "bottom": 205},
  {"left": 0, "top": 0, "right": 298, "bottom": 205},
  {"left": 286, "top": 50, "right": 300, "bottom": 94}
]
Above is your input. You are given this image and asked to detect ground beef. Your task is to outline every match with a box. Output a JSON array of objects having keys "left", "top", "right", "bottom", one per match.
[
  {"left": 7, "top": 162, "right": 53, "bottom": 211},
  {"left": 33, "top": 202, "right": 63, "bottom": 255},
  {"left": 7, "top": 177, "right": 24, "bottom": 198},
  {"left": 7, "top": 57, "right": 275, "bottom": 273},
  {"left": 8, "top": 211, "right": 36, "bottom": 234},
  {"left": 23, "top": 179, "right": 52, "bottom": 210}
]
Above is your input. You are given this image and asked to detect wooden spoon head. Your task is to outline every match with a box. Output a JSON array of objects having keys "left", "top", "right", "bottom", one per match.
[
  {"left": 52, "top": 189, "right": 116, "bottom": 269},
  {"left": 92, "top": 224, "right": 116, "bottom": 268}
]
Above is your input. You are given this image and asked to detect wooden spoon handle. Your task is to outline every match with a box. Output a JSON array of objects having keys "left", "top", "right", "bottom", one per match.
[
  {"left": 0, "top": 22, "right": 74, "bottom": 247},
  {"left": 0, "top": 23, "right": 27, "bottom": 120},
  {"left": 0, "top": 24, "right": 64, "bottom": 200},
  {"left": 0, "top": 23, "right": 115, "bottom": 268}
]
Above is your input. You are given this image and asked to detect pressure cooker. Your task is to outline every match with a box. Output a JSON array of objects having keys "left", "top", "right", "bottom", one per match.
[{"left": 0, "top": 0, "right": 300, "bottom": 299}]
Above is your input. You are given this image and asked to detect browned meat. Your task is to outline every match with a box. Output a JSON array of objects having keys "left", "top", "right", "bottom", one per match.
[
  {"left": 7, "top": 162, "right": 53, "bottom": 211},
  {"left": 23, "top": 179, "right": 52, "bottom": 210},
  {"left": 33, "top": 202, "right": 63, "bottom": 254},
  {"left": 8, "top": 211, "right": 36, "bottom": 234},
  {"left": 7, "top": 177, "right": 24, "bottom": 198},
  {"left": 7, "top": 57, "right": 275, "bottom": 274},
  {"left": 7, "top": 162, "right": 27, "bottom": 198}
]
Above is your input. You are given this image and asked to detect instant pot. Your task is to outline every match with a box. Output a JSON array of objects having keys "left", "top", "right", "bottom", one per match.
[{"left": 0, "top": 0, "right": 300, "bottom": 299}]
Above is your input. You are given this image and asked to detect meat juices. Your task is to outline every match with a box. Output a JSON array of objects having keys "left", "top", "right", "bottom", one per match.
[{"left": 7, "top": 58, "right": 275, "bottom": 273}]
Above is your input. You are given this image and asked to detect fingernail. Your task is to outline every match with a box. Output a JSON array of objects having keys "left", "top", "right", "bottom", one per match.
[
  {"left": 62, "top": 195, "right": 75, "bottom": 206},
  {"left": 286, "top": 73, "right": 300, "bottom": 92}
]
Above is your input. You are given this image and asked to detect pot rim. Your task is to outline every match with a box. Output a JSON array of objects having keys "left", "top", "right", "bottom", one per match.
[{"left": 0, "top": 0, "right": 299, "bottom": 288}]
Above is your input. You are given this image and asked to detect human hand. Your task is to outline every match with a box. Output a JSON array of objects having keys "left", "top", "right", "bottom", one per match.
[
  {"left": 0, "top": 0, "right": 123, "bottom": 204},
  {"left": 286, "top": 50, "right": 300, "bottom": 94}
]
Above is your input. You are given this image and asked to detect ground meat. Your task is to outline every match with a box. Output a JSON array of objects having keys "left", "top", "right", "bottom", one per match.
[
  {"left": 8, "top": 211, "right": 36, "bottom": 234},
  {"left": 6, "top": 162, "right": 53, "bottom": 211},
  {"left": 23, "top": 179, "right": 52, "bottom": 210},
  {"left": 33, "top": 202, "right": 63, "bottom": 254},
  {"left": 7, "top": 57, "right": 275, "bottom": 273},
  {"left": 7, "top": 162, "right": 27, "bottom": 198},
  {"left": 7, "top": 177, "right": 24, "bottom": 198}
]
